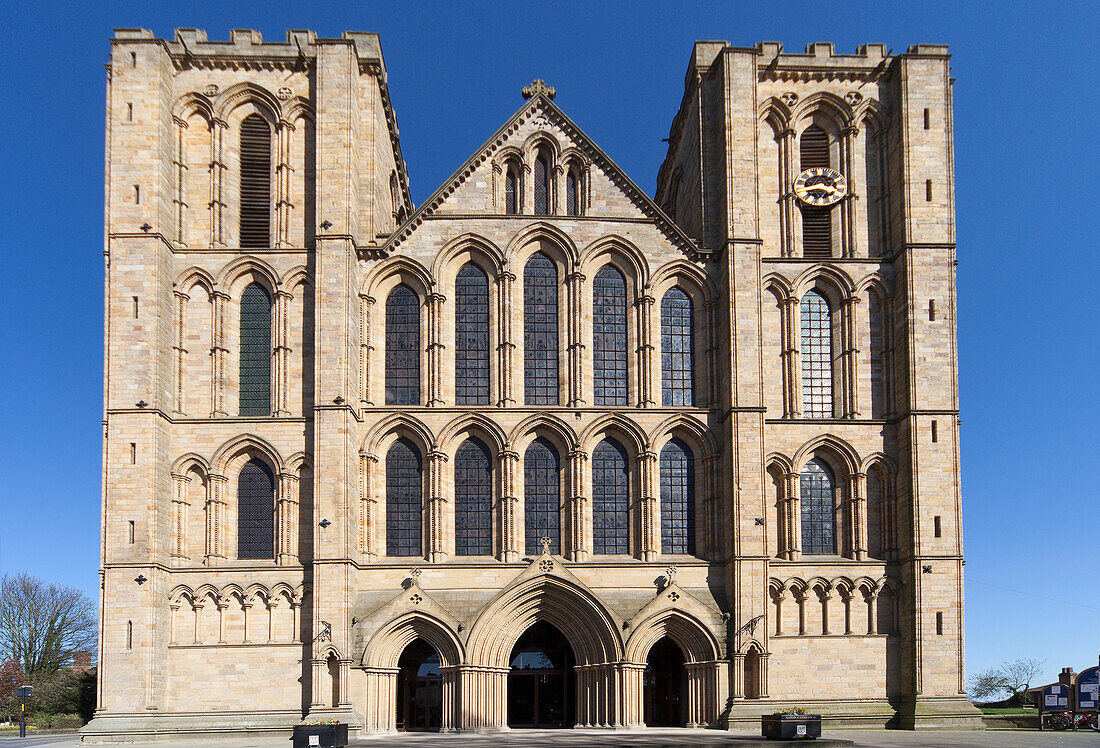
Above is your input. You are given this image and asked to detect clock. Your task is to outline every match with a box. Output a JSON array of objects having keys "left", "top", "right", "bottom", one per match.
[{"left": 793, "top": 167, "right": 848, "bottom": 206}]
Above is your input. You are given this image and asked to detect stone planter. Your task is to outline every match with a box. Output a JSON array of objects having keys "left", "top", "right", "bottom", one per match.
[
  {"left": 291, "top": 724, "right": 348, "bottom": 748},
  {"left": 761, "top": 713, "right": 822, "bottom": 740}
]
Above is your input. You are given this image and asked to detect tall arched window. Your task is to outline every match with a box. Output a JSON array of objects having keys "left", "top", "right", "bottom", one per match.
[
  {"left": 800, "top": 458, "right": 835, "bottom": 555},
  {"left": 593, "top": 265, "right": 628, "bottom": 406},
  {"left": 660, "top": 438, "right": 695, "bottom": 555},
  {"left": 455, "top": 438, "right": 492, "bottom": 556},
  {"left": 523, "top": 437, "right": 560, "bottom": 555},
  {"left": 238, "top": 458, "right": 274, "bottom": 559},
  {"left": 524, "top": 253, "right": 559, "bottom": 405},
  {"left": 385, "top": 285, "right": 420, "bottom": 405},
  {"left": 455, "top": 263, "right": 490, "bottom": 405},
  {"left": 505, "top": 164, "right": 519, "bottom": 215},
  {"left": 565, "top": 169, "right": 580, "bottom": 216},
  {"left": 239, "top": 283, "right": 272, "bottom": 416},
  {"left": 534, "top": 152, "right": 550, "bottom": 215},
  {"left": 800, "top": 124, "right": 832, "bottom": 258},
  {"left": 592, "top": 439, "right": 629, "bottom": 554},
  {"left": 661, "top": 288, "right": 694, "bottom": 406},
  {"left": 239, "top": 114, "right": 271, "bottom": 248},
  {"left": 386, "top": 438, "right": 423, "bottom": 557},
  {"left": 800, "top": 290, "right": 832, "bottom": 418}
]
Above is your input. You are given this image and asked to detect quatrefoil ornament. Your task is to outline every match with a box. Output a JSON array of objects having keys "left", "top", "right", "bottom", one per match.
[
  {"left": 410, "top": 593, "right": 423, "bottom": 605},
  {"left": 539, "top": 560, "right": 554, "bottom": 573}
]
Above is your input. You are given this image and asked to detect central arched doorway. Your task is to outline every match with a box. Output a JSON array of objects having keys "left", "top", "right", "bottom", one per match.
[
  {"left": 396, "top": 639, "right": 442, "bottom": 731},
  {"left": 644, "top": 636, "right": 685, "bottom": 726},
  {"left": 508, "top": 621, "right": 575, "bottom": 728}
]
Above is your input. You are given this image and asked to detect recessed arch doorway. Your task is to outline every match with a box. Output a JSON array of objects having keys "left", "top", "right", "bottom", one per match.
[
  {"left": 396, "top": 639, "right": 442, "bottom": 731},
  {"left": 644, "top": 636, "right": 685, "bottom": 726},
  {"left": 507, "top": 621, "right": 576, "bottom": 728}
]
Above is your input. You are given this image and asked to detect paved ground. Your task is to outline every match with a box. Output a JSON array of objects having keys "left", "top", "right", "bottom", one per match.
[{"left": 1, "top": 728, "right": 1098, "bottom": 747}]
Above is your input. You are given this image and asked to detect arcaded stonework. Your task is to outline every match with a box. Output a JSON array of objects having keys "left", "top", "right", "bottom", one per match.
[{"left": 85, "top": 29, "right": 978, "bottom": 742}]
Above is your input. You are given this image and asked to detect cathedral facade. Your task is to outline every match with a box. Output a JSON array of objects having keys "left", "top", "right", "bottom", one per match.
[{"left": 86, "top": 29, "right": 978, "bottom": 741}]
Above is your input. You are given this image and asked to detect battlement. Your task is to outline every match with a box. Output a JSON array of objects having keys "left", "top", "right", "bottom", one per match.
[{"left": 110, "top": 28, "right": 385, "bottom": 68}]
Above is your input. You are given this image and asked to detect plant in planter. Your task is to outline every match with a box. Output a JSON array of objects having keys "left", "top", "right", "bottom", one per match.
[
  {"left": 761, "top": 707, "right": 822, "bottom": 740},
  {"left": 292, "top": 719, "right": 348, "bottom": 748}
]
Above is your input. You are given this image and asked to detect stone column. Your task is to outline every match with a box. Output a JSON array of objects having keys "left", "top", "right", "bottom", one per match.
[
  {"left": 310, "top": 659, "right": 326, "bottom": 709},
  {"left": 568, "top": 448, "right": 589, "bottom": 561},
  {"left": 273, "top": 289, "right": 292, "bottom": 416},
  {"left": 173, "top": 116, "right": 187, "bottom": 245},
  {"left": 638, "top": 450, "right": 658, "bottom": 561},
  {"left": 778, "top": 128, "right": 797, "bottom": 257},
  {"left": 820, "top": 588, "right": 833, "bottom": 635},
  {"left": 774, "top": 592, "right": 786, "bottom": 636},
  {"left": 241, "top": 601, "right": 252, "bottom": 644},
  {"left": 275, "top": 120, "right": 293, "bottom": 247},
  {"left": 840, "top": 295, "right": 861, "bottom": 418},
  {"left": 338, "top": 659, "right": 352, "bottom": 708},
  {"left": 427, "top": 450, "right": 448, "bottom": 562},
  {"left": 216, "top": 596, "right": 229, "bottom": 644},
  {"left": 170, "top": 473, "right": 189, "bottom": 561},
  {"left": 210, "top": 290, "right": 230, "bottom": 417},
  {"left": 291, "top": 599, "right": 302, "bottom": 642},
  {"left": 211, "top": 119, "right": 227, "bottom": 247},
  {"left": 841, "top": 589, "right": 853, "bottom": 635},
  {"left": 849, "top": 471, "right": 868, "bottom": 561},
  {"left": 784, "top": 471, "right": 801, "bottom": 560},
  {"left": 191, "top": 601, "right": 203, "bottom": 644},
  {"left": 276, "top": 471, "right": 300, "bottom": 565},
  {"left": 796, "top": 590, "right": 807, "bottom": 635},
  {"left": 359, "top": 294, "right": 375, "bottom": 408},
  {"left": 865, "top": 589, "right": 879, "bottom": 635},
  {"left": 636, "top": 292, "right": 656, "bottom": 407},
  {"left": 205, "top": 474, "right": 228, "bottom": 564},
  {"left": 169, "top": 603, "right": 180, "bottom": 645},
  {"left": 499, "top": 450, "right": 520, "bottom": 562},
  {"left": 427, "top": 292, "right": 446, "bottom": 406},
  {"left": 266, "top": 600, "right": 277, "bottom": 642},
  {"left": 704, "top": 298, "right": 719, "bottom": 406},
  {"left": 172, "top": 290, "right": 187, "bottom": 415},
  {"left": 840, "top": 125, "right": 859, "bottom": 258},
  {"left": 495, "top": 269, "right": 516, "bottom": 406},
  {"left": 566, "top": 271, "right": 587, "bottom": 407},
  {"left": 780, "top": 295, "right": 801, "bottom": 418},
  {"left": 360, "top": 453, "right": 378, "bottom": 557}
]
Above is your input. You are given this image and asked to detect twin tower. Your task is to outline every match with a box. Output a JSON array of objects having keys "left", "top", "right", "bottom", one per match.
[{"left": 86, "top": 29, "right": 979, "bottom": 741}]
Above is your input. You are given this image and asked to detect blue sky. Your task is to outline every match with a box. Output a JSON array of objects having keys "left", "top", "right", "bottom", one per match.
[{"left": 0, "top": 0, "right": 1095, "bottom": 689}]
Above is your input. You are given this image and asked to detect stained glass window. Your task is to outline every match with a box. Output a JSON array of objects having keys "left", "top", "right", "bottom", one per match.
[
  {"left": 505, "top": 167, "right": 518, "bottom": 215},
  {"left": 593, "top": 265, "right": 628, "bottom": 405},
  {"left": 524, "top": 254, "right": 559, "bottom": 405},
  {"left": 534, "top": 154, "right": 549, "bottom": 215},
  {"left": 524, "top": 438, "right": 560, "bottom": 555},
  {"left": 386, "top": 438, "right": 423, "bottom": 557},
  {"left": 455, "top": 263, "right": 490, "bottom": 405},
  {"left": 800, "top": 290, "right": 832, "bottom": 418},
  {"left": 800, "top": 458, "right": 835, "bottom": 555},
  {"left": 239, "top": 114, "right": 270, "bottom": 249},
  {"left": 385, "top": 285, "right": 420, "bottom": 405},
  {"left": 566, "top": 171, "right": 579, "bottom": 216},
  {"left": 239, "top": 283, "right": 272, "bottom": 416},
  {"left": 661, "top": 288, "right": 694, "bottom": 406},
  {"left": 238, "top": 458, "right": 274, "bottom": 559},
  {"left": 455, "top": 438, "right": 492, "bottom": 556},
  {"left": 592, "top": 439, "right": 629, "bottom": 554},
  {"left": 660, "top": 439, "right": 695, "bottom": 555}
]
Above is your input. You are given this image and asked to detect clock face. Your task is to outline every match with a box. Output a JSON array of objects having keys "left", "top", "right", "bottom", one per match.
[{"left": 793, "top": 167, "right": 848, "bottom": 206}]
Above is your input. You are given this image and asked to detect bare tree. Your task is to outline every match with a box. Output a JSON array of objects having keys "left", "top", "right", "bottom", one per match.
[
  {"left": 968, "top": 658, "right": 1044, "bottom": 705},
  {"left": 0, "top": 573, "right": 97, "bottom": 676}
]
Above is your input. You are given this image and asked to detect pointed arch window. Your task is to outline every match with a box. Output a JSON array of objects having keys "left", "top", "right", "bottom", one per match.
[
  {"left": 565, "top": 168, "right": 580, "bottom": 216},
  {"left": 800, "top": 290, "right": 832, "bottom": 418},
  {"left": 505, "top": 164, "right": 519, "bottom": 215},
  {"left": 239, "top": 114, "right": 271, "bottom": 248},
  {"left": 386, "top": 438, "right": 423, "bottom": 557},
  {"left": 524, "top": 253, "right": 559, "bottom": 405},
  {"left": 800, "top": 458, "right": 836, "bottom": 554},
  {"left": 455, "top": 263, "right": 490, "bottom": 405},
  {"left": 593, "top": 265, "right": 628, "bottom": 405},
  {"left": 523, "top": 438, "right": 560, "bottom": 555},
  {"left": 534, "top": 152, "right": 550, "bottom": 215},
  {"left": 592, "top": 439, "right": 629, "bottom": 554},
  {"left": 239, "top": 283, "right": 272, "bottom": 416},
  {"left": 800, "top": 125, "right": 832, "bottom": 258},
  {"left": 661, "top": 288, "right": 694, "bottom": 406},
  {"left": 238, "top": 458, "right": 274, "bottom": 560},
  {"left": 455, "top": 438, "right": 492, "bottom": 556},
  {"left": 660, "top": 438, "right": 695, "bottom": 555},
  {"left": 385, "top": 285, "right": 420, "bottom": 405}
]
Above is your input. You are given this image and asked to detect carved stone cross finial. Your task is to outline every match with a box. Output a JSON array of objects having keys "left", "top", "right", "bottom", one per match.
[
  {"left": 540, "top": 536, "right": 553, "bottom": 555},
  {"left": 664, "top": 566, "right": 678, "bottom": 586},
  {"left": 409, "top": 567, "right": 422, "bottom": 580},
  {"left": 522, "top": 79, "right": 556, "bottom": 100}
]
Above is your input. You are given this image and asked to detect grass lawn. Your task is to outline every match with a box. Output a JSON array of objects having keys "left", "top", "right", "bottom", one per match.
[{"left": 979, "top": 707, "right": 1039, "bottom": 714}]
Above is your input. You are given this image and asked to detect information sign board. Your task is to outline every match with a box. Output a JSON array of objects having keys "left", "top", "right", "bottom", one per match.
[
  {"left": 1078, "top": 666, "right": 1099, "bottom": 711},
  {"left": 1042, "top": 684, "right": 1070, "bottom": 710}
]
